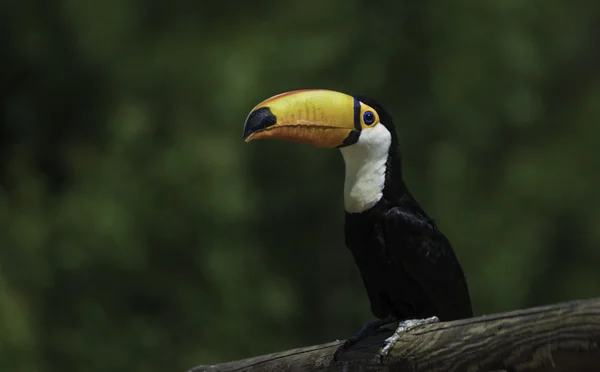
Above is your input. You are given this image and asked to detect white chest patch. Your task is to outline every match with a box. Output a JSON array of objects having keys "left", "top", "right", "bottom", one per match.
[{"left": 339, "top": 123, "right": 392, "bottom": 214}]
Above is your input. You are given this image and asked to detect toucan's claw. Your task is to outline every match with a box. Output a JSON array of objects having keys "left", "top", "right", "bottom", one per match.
[{"left": 379, "top": 316, "right": 439, "bottom": 363}]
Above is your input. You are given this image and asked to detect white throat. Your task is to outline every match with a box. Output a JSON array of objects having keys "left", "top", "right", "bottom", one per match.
[{"left": 339, "top": 123, "right": 392, "bottom": 214}]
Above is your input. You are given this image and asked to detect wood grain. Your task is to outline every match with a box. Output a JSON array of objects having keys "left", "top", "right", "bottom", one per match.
[{"left": 190, "top": 297, "right": 600, "bottom": 372}]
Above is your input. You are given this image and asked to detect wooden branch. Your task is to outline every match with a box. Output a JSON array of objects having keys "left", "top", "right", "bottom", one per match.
[{"left": 190, "top": 298, "right": 600, "bottom": 372}]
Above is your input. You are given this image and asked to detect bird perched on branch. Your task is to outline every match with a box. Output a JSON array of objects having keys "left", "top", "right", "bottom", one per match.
[{"left": 242, "top": 89, "right": 472, "bottom": 360}]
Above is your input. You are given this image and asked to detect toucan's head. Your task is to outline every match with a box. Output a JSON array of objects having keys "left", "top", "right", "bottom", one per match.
[
  {"left": 243, "top": 89, "right": 399, "bottom": 213},
  {"left": 242, "top": 89, "right": 397, "bottom": 150}
]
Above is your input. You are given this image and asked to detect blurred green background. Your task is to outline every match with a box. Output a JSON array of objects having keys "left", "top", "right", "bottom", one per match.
[{"left": 2, "top": 0, "right": 600, "bottom": 370}]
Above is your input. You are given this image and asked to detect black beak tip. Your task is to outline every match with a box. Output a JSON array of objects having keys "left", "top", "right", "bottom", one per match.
[{"left": 242, "top": 107, "right": 277, "bottom": 140}]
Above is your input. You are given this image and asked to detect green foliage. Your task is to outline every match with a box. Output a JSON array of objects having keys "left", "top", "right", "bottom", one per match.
[{"left": 1, "top": 0, "right": 600, "bottom": 370}]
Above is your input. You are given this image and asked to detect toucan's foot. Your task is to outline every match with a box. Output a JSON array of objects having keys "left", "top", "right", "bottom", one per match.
[
  {"left": 379, "top": 316, "right": 439, "bottom": 362},
  {"left": 333, "top": 316, "right": 397, "bottom": 361}
]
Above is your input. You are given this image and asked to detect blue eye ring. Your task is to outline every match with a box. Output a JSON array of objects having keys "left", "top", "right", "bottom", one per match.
[{"left": 363, "top": 111, "right": 376, "bottom": 125}]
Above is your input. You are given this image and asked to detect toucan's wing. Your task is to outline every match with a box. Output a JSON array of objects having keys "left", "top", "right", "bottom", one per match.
[{"left": 382, "top": 207, "right": 473, "bottom": 320}]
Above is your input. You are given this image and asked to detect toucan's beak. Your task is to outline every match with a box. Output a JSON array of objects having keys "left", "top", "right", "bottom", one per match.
[{"left": 242, "top": 89, "right": 360, "bottom": 148}]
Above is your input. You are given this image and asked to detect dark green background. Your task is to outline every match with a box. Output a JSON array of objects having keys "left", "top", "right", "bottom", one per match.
[{"left": 2, "top": 0, "right": 600, "bottom": 370}]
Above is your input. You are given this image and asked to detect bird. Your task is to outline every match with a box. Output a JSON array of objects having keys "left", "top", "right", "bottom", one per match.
[{"left": 242, "top": 89, "right": 473, "bottom": 360}]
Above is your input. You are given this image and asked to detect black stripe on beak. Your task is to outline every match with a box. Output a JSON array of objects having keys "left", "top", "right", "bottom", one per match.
[
  {"left": 336, "top": 129, "right": 360, "bottom": 148},
  {"left": 353, "top": 97, "right": 361, "bottom": 131}
]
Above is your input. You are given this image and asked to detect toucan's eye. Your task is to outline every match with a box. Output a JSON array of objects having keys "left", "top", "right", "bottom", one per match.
[{"left": 363, "top": 111, "right": 376, "bottom": 125}]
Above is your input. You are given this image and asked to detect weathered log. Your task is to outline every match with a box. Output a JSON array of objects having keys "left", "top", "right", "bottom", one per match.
[{"left": 190, "top": 297, "right": 600, "bottom": 372}]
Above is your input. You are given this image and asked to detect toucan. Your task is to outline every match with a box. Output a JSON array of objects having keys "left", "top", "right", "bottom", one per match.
[{"left": 242, "top": 89, "right": 473, "bottom": 359}]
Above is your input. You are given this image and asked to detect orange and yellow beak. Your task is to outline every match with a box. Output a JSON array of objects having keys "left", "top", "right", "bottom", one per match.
[{"left": 242, "top": 89, "right": 365, "bottom": 148}]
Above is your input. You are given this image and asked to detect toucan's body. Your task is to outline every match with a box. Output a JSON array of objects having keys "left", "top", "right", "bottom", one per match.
[
  {"left": 242, "top": 90, "right": 472, "bottom": 358},
  {"left": 341, "top": 96, "right": 472, "bottom": 323},
  {"left": 344, "top": 170, "right": 471, "bottom": 322}
]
